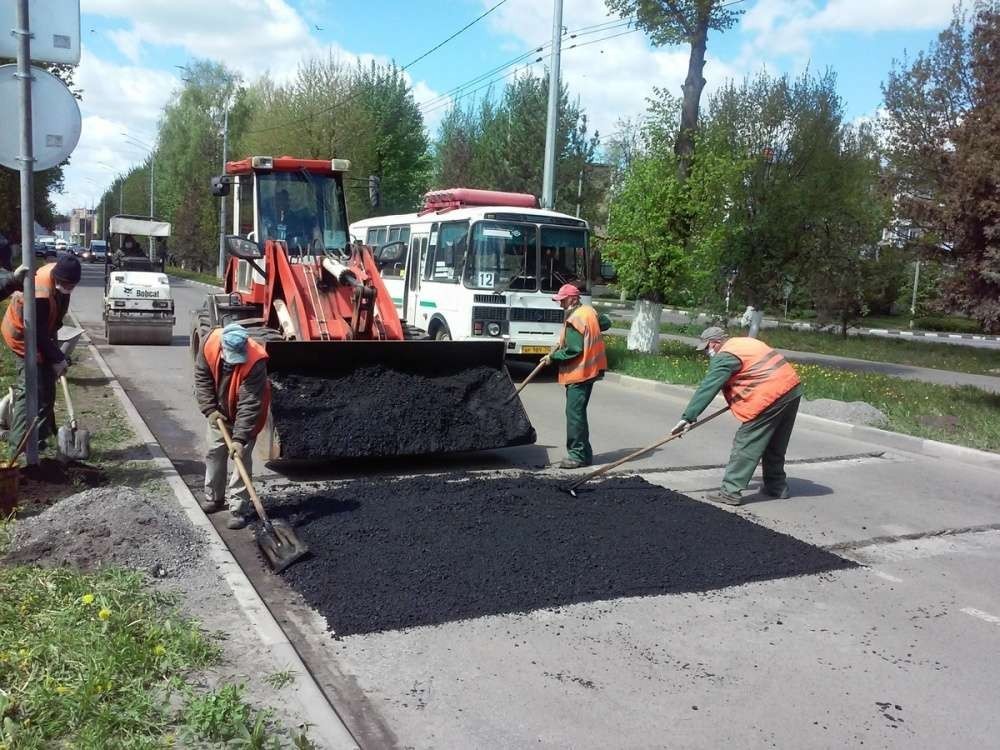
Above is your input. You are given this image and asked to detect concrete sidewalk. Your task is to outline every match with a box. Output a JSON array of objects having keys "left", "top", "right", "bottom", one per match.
[{"left": 610, "top": 327, "right": 1000, "bottom": 394}]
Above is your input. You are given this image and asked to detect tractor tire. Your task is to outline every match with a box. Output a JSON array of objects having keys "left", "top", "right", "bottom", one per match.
[
  {"left": 190, "top": 309, "right": 212, "bottom": 362},
  {"left": 403, "top": 324, "right": 429, "bottom": 340}
]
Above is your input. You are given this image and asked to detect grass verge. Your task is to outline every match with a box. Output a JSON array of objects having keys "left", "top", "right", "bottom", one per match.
[
  {"left": 166, "top": 266, "right": 222, "bottom": 287},
  {"left": 605, "top": 337, "right": 1000, "bottom": 453},
  {"left": 642, "top": 321, "right": 1000, "bottom": 378}
]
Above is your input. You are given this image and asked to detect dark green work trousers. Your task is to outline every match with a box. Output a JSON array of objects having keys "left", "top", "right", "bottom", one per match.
[
  {"left": 565, "top": 379, "right": 595, "bottom": 464},
  {"left": 9, "top": 357, "right": 58, "bottom": 451},
  {"left": 721, "top": 394, "right": 800, "bottom": 496}
]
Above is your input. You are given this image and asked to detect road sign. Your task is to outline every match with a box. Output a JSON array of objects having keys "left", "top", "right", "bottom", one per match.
[
  {"left": 0, "top": 64, "right": 81, "bottom": 170},
  {"left": 0, "top": 0, "right": 80, "bottom": 64}
]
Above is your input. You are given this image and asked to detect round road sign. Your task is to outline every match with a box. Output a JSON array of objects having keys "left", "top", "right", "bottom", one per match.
[{"left": 0, "top": 64, "right": 81, "bottom": 172}]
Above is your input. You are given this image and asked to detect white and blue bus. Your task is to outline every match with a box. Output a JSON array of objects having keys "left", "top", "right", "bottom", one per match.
[{"left": 351, "top": 188, "right": 593, "bottom": 357}]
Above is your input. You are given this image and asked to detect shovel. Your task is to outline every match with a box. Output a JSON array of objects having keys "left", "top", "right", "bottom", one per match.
[
  {"left": 506, "top": 350, "right": 554, "bottom": 403},
  {"left": 57, "top": 376, "right": 91, "bottom": 462},
  {"left": 564, "top": 405, "right": 731, "bottom": 497},
  {"left": 215, "top": 417, "right": 310, "bottom": 573}
]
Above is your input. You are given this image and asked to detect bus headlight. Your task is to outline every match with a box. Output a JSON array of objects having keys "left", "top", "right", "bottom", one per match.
[{"left": 487, "top": 322, "right": 501, "bottom": 337}]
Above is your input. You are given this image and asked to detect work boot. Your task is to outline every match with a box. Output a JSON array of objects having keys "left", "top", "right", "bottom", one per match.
[
  {"left": 705, "top": 489, "right": 742, "bottom": 506},
  {"left": 763, "top": 485, "right": 790, "bottom": 499},
  {"left": 559, "top": 458, "right": 587, "bottom": 469},
  {"left": 225, "top": 513, "right": 248, "bottom": 530},
  {"left": 199, "top": 498, "right": 224, "bottom": 514}
]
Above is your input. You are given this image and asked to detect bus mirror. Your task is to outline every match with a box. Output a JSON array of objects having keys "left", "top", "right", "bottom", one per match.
[
  {"left": 225, "top": 235, "right": 263, "bottom": 260},
  {"left": 376, "top": 240, "right": 405, "bottom": 265},
  {"left": 211, "top": 175, "right": 231, "bottom": 197},
  {"left": 369, "top": 175, "right": 381, "bottom": 209}
]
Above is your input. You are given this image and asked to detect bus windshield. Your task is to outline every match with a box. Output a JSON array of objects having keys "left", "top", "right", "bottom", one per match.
[
  {"left": 465, "top": 221, "right": 537, "bottom": 291},
  {"left": 539, "top": 226, "right": 588, "bottom": 292},
  {"left": 257, "top": 171, "right": 349, "bottom": 253}
]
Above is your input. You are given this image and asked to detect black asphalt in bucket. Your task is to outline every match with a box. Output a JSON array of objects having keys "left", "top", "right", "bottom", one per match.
[
  {"left": 275, "top": 475, "right": 856, "bottom": 636},
  {"left": 269, "top": 365, "right": 536, "bottom": 460}
]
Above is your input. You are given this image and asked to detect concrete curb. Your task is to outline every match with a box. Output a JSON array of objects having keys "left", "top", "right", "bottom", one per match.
[
  {"left": 601, "top": 371, "right": 1000, "bottom": 472},
  {"left": 168, "top": 274, "right": 222, "bottom": 292},
  {"left": 68, "top": 312, "right": 359, "bottom": 750}
]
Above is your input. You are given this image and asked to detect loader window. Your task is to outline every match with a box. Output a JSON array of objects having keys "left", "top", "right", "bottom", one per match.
[{"left": 258, "top": 171, "right": 349, "bottom": 253}]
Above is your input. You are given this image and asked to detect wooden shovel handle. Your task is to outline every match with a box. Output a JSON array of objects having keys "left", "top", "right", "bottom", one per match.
[
  {"left": 568, "top": 405, "right": 731, "bottom": 492},
  {"left": 60, "top": 376, "right": 77, "bottom": 429},
  {"left": 8, "top": 416, "right": 41, "bottom": 468},
  {"left": 515, "top": 359, "right": 548, "bottom": 396},
  {"left": 214, "top": 417, "right": 271, "bottom": 526}
]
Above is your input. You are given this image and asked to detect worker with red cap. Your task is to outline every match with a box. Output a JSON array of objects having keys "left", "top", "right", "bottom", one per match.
[
  {"left": 195, "top": 322, "right": 271, "bottom": 529},
  {"left": 540, "top": 284, "right": 612, "bottom": 468},
  {"left": 1, "top": 255, "right": 81, "bottom": 451}
]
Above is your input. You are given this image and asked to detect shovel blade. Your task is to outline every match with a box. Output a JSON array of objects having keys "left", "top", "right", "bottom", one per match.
[
  {"left": 57, "top": 425, "right": 91, "bottom": 461},
  {"left": 256, "top": 519, "right": 310, "bottom": 573}
]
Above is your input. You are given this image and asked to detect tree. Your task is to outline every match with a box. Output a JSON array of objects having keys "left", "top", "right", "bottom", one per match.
[
  {"left": 605, "top": 0, "right": 742, "bottom": 182},
  {"left": 431, "top": 72, "right": 601, "bottom": 220},
  {"left": 941, "top": 5, "right": 1000, "bottom": 331},
  {"left": 244, "top": 57, "right": 430, "bottom": 221}
]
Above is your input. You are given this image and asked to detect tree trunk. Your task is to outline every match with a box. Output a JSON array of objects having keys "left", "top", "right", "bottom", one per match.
[
  {"left": 746, "top": 308, "right": 764, "bottom": 339},
  {"left": 675, "top": 21, "right": 709, "bottom": 184},
  {"left": 627, "top": 299, "right": 663, "bottom": 353}
]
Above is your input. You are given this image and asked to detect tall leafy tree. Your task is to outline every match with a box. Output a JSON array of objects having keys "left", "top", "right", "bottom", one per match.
[
  {"left": 942, "top": 4, "right": 1000, "bottom": 331},
  {"left": 605, "top": 0, "right": 742, "bottom": 182}
]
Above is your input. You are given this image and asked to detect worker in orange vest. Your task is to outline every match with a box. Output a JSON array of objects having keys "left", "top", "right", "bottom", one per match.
[
  {"left": 540, "top": 284, "right": 612, "bottom": 469},
  {"left": 673, "top": 326, "right": 802, "bottom": 505},
  {"left": 194, "top": 323, "right": 271, "bottom": 529},
  {"left": 1, "top": 256, "right": 80, "bottom": 451}
]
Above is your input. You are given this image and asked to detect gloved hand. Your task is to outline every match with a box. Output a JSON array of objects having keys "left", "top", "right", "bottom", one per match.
[
  {"left": 13, "top": 265, "right": 28, "bottom": 287},
  {"left": 52, "top": 359, "right": 69, "bottom": 378},
  {"left": 539, "top": 355, "right": 552, "bottom": 367},
  {"left": 229, "top": 440, "right": 245, "bottom": 459},
  {"left": 207, "top": 410, "right": 227, "bottom": 426},
  {"left": 671, "top": 418, "right": 692, "bottom": 436}
]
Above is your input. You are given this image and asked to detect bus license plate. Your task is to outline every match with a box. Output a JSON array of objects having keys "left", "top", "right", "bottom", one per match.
[{"left": 522, "top": 346, "right": 549, "bottom": 354}]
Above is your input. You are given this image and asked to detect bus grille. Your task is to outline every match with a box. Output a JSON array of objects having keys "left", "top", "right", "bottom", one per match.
[
  {"left": 509, "top": 308, "right": 564, "bottom": 324},
  {"left": 474, "top": 294, "right": 506, "bottom": 304},
  {"left": 472, "top": 306, "right": 507, "bottom": 321}
]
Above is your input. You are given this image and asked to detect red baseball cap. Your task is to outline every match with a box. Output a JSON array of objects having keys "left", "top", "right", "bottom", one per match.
[{"left": 551, "top": 283, "right": 581, "bottom": 302}]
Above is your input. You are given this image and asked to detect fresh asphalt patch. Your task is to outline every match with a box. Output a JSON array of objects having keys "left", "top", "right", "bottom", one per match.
[{"left": 272, "top": 474, "right": 856, "bottom": 636}]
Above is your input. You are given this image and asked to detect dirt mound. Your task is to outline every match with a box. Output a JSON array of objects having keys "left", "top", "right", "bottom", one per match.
[
  {"left": 4, "top": 486, "right": 206, "bottom": 578},
  {"left": 273, "top": 474, "right": 856, "bottom": 636},
  {"left": 16, "top": 459, "right": 107, "bottom": 510},
  {"left": 269, "top": 365, "right": 536, "bottom": 460}
]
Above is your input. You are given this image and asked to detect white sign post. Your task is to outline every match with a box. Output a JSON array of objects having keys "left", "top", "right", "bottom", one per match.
[{"left": 2, "top": 0, "right": 81, "bottom": 465}]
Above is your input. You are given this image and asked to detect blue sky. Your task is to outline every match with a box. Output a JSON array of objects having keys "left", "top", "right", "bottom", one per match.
[{"left": 61, "top": 0, "right": 956, "bottom": 212}]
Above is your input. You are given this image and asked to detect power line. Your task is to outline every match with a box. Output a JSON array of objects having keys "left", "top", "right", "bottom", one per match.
[
  {"left": 415, "top": 19, "right": 634, "bottom": 113},
  {"left": 418, "top": 26, "right": 641, "bottom": 117},
  {"left": 400, "top": 0, "right": 508, "bottom": 71}
]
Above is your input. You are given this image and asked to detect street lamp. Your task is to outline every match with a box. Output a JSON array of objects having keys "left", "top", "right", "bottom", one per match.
[{"left": 122, "top": 132, "right": 157, "bottom": 259}]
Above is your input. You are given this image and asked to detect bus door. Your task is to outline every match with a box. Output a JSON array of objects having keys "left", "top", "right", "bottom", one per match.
[{"left": 403, "top": 230, "right": 429, "bottom": 326}]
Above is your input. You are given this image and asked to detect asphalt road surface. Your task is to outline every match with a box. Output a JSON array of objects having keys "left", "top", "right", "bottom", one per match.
[{"left": 70, "top": 263, "right": 1000, "bottom": 748}]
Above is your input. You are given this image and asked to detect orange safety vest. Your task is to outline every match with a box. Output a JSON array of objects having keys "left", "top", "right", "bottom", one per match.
[
  {"left": 203, "top": 328, "right": 272, "bottom": 437},
  {"left": 1, "top": 263, "right": 61, "bottom": 361},
  {"left": 719, "top": 337, "right": 801, "bottom": 422},
  {"left": 557, "top": 304, "right": 608, "bottom": 385}
]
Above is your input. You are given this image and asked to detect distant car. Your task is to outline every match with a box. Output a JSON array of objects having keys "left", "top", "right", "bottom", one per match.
[{"left": 88, "top": 240, "right": 108, "bottom": 263}]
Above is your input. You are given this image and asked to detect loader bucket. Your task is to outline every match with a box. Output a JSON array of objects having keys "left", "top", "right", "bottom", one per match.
[{"left": 262, "top": 340, "right": 536, "bottom": 461}]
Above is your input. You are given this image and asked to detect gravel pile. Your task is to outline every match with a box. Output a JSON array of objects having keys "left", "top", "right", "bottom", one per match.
[
  {"left": 801, "top": 398, "right": 889, "bottom": 427},
  {"left": 275, "top": 474, "right": 856, "bottom": 636},
  {"left": 4, "top": 486, "right": 207, "bottom": 578},
  {"left": 270, "top": 365, "right": 536, "bottom": 460}
]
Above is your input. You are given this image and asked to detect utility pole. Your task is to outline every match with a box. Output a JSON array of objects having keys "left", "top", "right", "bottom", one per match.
[
  {"left": 15, "top": 0, "right": 39, "bottom": 465},
  {"left": 909, "top": 259, "right": 921, "bottom": 329},
  {"left": 575, "top": 166, "right": 583, "bottom": 217},
  {"left": 541, "top": 0, "right": 563, "bottom": 210},
  {"left": 217, "top": 106, "right": 229, "bottom": 278}
]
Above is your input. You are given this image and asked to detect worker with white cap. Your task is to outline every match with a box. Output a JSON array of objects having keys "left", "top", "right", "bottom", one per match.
[
  {"left": 194, "top": 322, "right": 271, "bottom": 529},
  {"left": 672, "top": 326, "right": 802, "bottom": 505},
  {"left": 540, "top": 283, "right": 612, "bottom": 468}
]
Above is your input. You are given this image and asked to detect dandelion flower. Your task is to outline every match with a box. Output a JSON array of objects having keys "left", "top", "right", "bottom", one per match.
[
  {"left": 153, "top": 644, "right": 166, "bottom": 656},
  {"left": 98, "top": 608, "right": 111, "bottom": 621},
  {"left": 80, "top": 593, "right": 95, "bottom": 605}
]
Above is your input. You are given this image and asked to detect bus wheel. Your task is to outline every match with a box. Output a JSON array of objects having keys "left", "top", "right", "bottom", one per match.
[{"left": 433, "top": 324, "right": 452, "bottom": 341}]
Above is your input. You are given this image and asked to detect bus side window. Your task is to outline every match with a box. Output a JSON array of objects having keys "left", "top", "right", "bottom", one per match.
[{"left": 430, "top": 221, "right": 468, "bottom": 283}]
